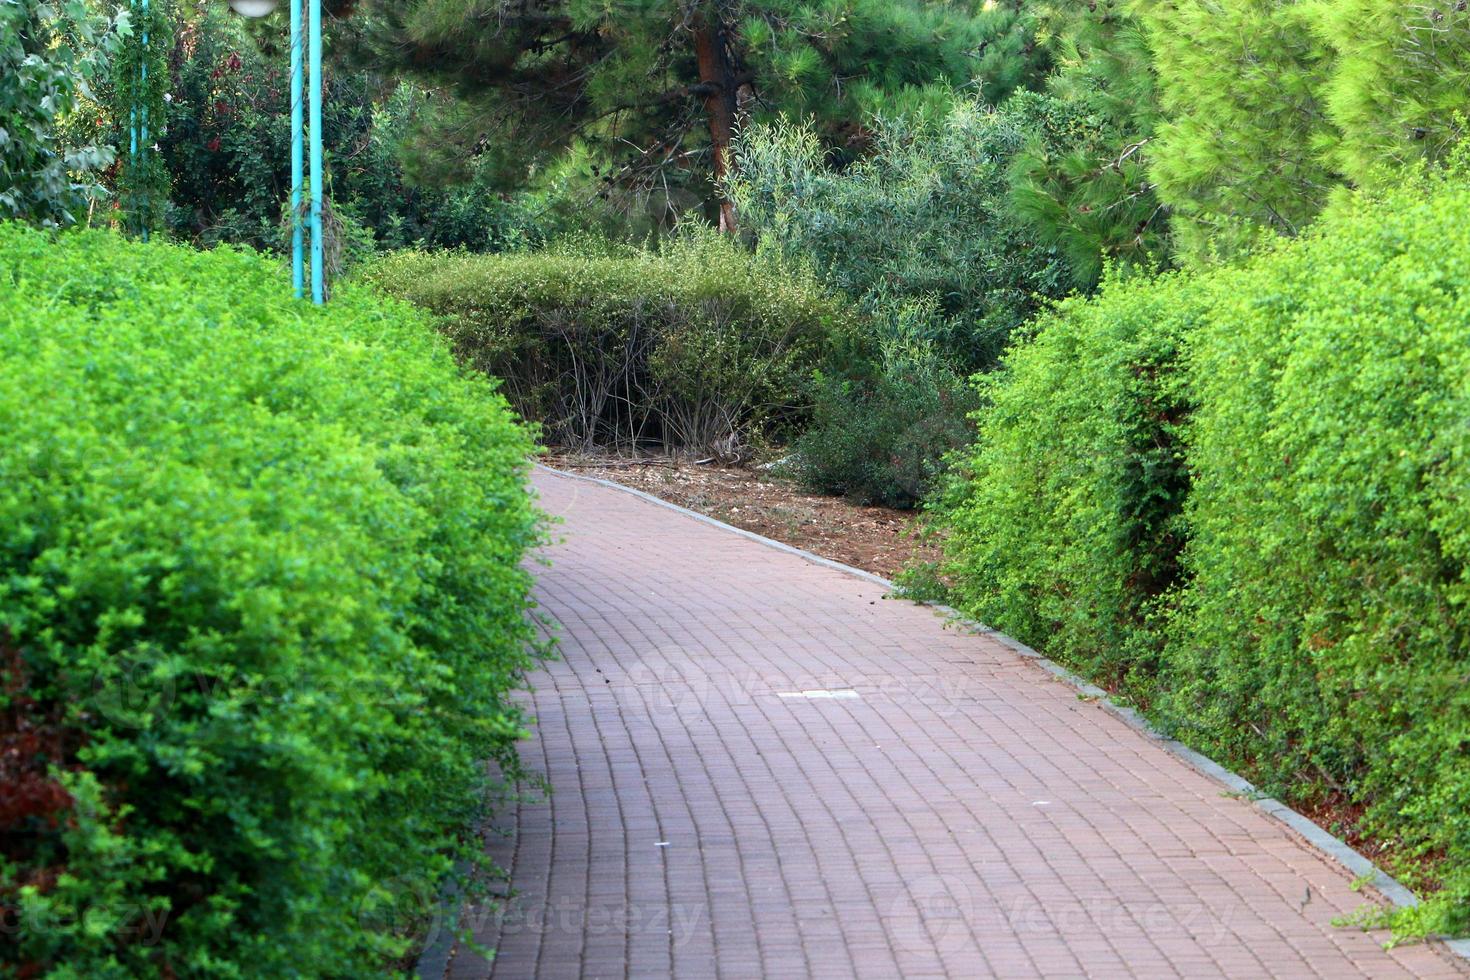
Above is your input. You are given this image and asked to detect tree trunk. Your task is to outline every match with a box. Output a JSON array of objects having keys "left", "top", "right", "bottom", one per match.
[{"left": 693, "top": 11, "right": 740, "bottom": 233}]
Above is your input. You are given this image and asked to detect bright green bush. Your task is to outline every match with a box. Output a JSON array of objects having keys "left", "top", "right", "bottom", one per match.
[
  {"left": 942, "top": 174, "right": 1470, "bottom": 936},
  {"left": 938, "top": 268, "right": 1198, "bottom": 693},
  {"left": 0, "top": 223, "right": 543, "bottom": 976},
  {"left": 1167, "top": 177, "right": 1470, "bottom": 936},
  {"left": 366, "top": 234, "right": 850, "bottom": 457}
]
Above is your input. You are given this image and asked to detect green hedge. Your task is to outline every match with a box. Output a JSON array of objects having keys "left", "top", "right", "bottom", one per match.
[
  {"left": 941, "top": 175, "right": 1470, "bottom": 937},
  {"left": 365, "top": 235, "right": 851, "bottom": 457},
  {"left": 938, "top": 269, "right": 1199, "bottom": 692},
  {"left": 0, "top": 224, "right": 543, "bottom": 976}
]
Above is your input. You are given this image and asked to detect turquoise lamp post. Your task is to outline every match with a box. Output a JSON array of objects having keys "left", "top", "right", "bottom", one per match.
[
  {"left": 228, "top": 0, "right": 323, "bottom": 303},
  {"left": 125, "top": 0, "right": 153, "bottom": 240}
]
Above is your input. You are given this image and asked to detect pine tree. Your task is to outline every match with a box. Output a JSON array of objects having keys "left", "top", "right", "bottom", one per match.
[
  {"left": 1305, "top": 0, "right": 1470, "bottom": 187},
  {"left": 359, "top": 0, "right": 1043, "bottom": 228},
  {"left": 1007, "top": 0, "right": 1167, "bottom": 286},
  {"left": 1136, "top": 0, "right": 1336, "bottom": 261}
]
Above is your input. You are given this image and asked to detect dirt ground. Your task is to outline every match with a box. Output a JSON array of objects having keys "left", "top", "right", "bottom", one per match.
[{"left": 542, "top": 452, "right": 943, "bottom": 582}]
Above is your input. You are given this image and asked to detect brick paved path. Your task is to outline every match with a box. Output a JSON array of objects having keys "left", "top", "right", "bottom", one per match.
[{"left": 434, "top": 468, "right": 1467, "bottom": 979}]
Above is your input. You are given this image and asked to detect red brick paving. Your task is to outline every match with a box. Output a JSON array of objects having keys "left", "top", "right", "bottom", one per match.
[{"left": 434, "top": 469, "right": 1468, "bottom": 978}]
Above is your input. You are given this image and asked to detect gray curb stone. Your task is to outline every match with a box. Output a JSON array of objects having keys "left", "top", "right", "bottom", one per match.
[
  {"left": 537, "top": 462, "right": 1470, "bottom": 963},
  {"left": 414, "top": 865, "right": 464, "bottom": 980}
]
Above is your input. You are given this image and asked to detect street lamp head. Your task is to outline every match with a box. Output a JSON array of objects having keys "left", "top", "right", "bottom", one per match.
[{"left": 227, "top": 0, "right": 279, "bottom": 16}]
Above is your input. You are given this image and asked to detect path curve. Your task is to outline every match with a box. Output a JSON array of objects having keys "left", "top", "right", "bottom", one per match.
[{"left": 434, "top": 468, "right": 1466, "bottom": 979}]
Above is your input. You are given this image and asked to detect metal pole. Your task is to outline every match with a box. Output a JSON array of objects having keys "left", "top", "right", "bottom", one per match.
[
  {"left": 139, "top": 0, "right": 150, "bottom": 241},
  {"left": 290, "top": 0, "right": 304, "bottom": 298},
  {"left": 308, "top": 0, "right": 324, "bottom": 304},
  {"left": 128, "top": 0, "right": 137, "bottom": 177}
]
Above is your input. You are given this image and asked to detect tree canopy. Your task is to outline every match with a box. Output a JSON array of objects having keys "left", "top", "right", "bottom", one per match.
[{"left": 360, "top": 0, "right": 1042, "bottom": 227}]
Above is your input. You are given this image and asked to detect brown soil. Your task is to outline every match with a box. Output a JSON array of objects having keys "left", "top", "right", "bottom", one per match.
[
  {"left": 1295, "top": 794, "right": 1444, "bottom": 898},
  {"left": 542, "top": 452, "right": 942, "bottom": 582}
]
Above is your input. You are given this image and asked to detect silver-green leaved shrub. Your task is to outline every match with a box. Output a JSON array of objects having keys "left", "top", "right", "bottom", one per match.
[{"left": 366, "top": 232, "right": 851, "bottom": 458}]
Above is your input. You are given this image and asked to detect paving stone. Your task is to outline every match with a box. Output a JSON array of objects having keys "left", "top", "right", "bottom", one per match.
[{"left": 432, "top": 469, "right": 1467, "bottom": 979}]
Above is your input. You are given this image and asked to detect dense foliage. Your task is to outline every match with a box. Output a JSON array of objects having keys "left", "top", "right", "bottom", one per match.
[
  {"left": 937, "top": 267, "right": 1196, "bottom": 691},
  {"left": 1168, "top": 175, "right": 1470, "bottom": 937},
  {"left": 795, "top": 315, "right": 979, "bottom": 508},
  {"left": 0, "top": 0, "right": 122, "bottom": 226},
  {"left": 0, "top": 224, "right": 543, "bottom": 976},
  {"left": 1138, "top": 0, "right": 1470, "bottom": 261},
  {"left": 732, "top": 97, "right": 1074, "bottom": 369},
  {"left": 6, "top": 0, "right": 1470, "bottom": 951},
  {"left": 730, "top": 95, "right": 1080, "bottom": 504},
  {"left": 367, "top": 234, "right": 850, "bottom": 457},
  {"left": 1139, "top": 0, "right": 1334, "bottom": 260},
  {"left": 1309, "top": 0, "right": 1470, "bottom": 184},
  {"left": 156, "top": 8, "right": 570, "bottom": 253},
  {"left": 111, "top": 0, "right": 172, "bottom": 235},
  {"left": 1009, "top": 1, "right": 1165, "bottom": 285},
  {"left": 939, "top": 173, "right": 1470, "bottom": 937},
  {"left": 359, "top": 0, "right": 1043, "bottom": 227}
]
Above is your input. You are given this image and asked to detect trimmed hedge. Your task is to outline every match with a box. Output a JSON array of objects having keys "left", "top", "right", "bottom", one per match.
[
  {"left": 0, "top": 224, "right": 543, "bottom": 976},
  {"left": 365, "top": 235, "right": 852, "bottom": 457},
  {"left": 941, "top": 175, "right": 1470, "bottom": 937},
  {"left": 938, "top": 269, "right": 1199, "bottom": 692}
]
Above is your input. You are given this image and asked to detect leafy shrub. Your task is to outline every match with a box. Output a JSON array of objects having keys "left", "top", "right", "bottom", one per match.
[
  {"left": 0, "top": 0, "right": 122, "bottom": 226},
  {"left": 937, "top": 267, "right": 1197, "bottom": 693},
  {"left": 794, "top": 304, "right": 978, "bottom": 509},
  {"left": 941, "top": 173, "right": 1470, "bottom": 937},
  {"left": 1166, "top": 176, "right": 1470, "bottom": 937},
  {"left": 366, "top": 233, "right": 850, "bottom": 457},
  {"left": 730, "top": 94, "right": 1086, "bottom": 506},
  {"left": 0, "top": 223, "right": 543, "bottom": 976},
  {"left": 730, "top": 97, "right": 1074, "bottom": 372}
]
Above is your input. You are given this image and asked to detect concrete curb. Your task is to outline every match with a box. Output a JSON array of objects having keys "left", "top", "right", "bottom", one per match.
[
  {"left": 414, "top": 866, "right": 464, "bottom": 980},
  {"left": 537, "top": 463, "right": 1470, "bottom": 963}
]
